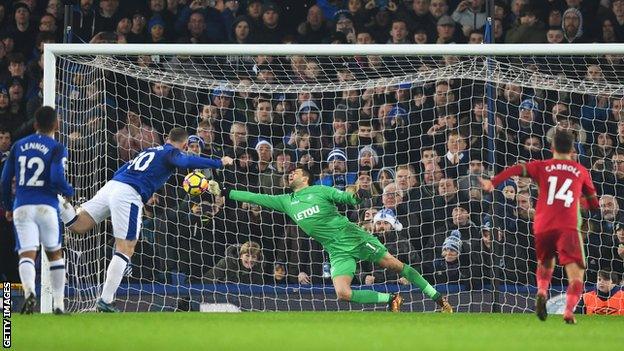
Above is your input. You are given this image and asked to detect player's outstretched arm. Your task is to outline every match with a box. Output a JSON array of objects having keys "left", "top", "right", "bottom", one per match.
[
  {"left": 207, "top": 180, "right": 287, "bottom": 213},
  {"left": 169, "top": 151, "right": 233, "bottom": 170},
  {"left": 335, "top": 186, "right": 362, "bottom": 206},
  {"left": 481, "top": 163, "right": 529, "bottom": 192}
]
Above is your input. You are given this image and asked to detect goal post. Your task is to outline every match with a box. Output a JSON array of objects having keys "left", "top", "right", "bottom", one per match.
[{"left": 43, "top": 43, "right": 624, "bottom": 313}]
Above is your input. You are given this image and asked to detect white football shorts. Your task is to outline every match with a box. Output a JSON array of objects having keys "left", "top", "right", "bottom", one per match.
[
  {"left": 80, "top": 180, "right": 143, "bottom": 240},
  {"left": 13, "top": 204, "right": 61, "bottom": 254}
]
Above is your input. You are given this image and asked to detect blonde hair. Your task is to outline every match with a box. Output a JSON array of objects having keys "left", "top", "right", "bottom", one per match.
[{"left": 240, "top": 241, "right": 262, "bottom": 260}]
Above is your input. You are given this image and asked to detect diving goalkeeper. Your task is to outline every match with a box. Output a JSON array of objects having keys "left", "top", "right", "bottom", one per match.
[{"left": 208, "top": 166, "right": 452, "bottom": 312}]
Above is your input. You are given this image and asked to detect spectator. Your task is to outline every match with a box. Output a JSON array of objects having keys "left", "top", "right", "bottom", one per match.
[
  {"left": 546, "top": 26, "right": 564, "bottom": 43},
  {"left": 359, "top": 209, "right": 413, "bottom": 286},
  {"left": 223, "top": 121, "right": 249, "bottom": 158},
  {"left": 93, "top": 0, "right": 122, "bottom": 34},
  {"left": 250, "top": 2, "right": 284, "bottom": 43},
  {"left": 115, "top": 108, "right": 161, "bottom": 162},
  {"left": 577, "top": 270, "right": 624, "bottom": 315},
  {"left": 422, "top": 229, "right": 480, "bottom": 287},
  {"left": 505, "top": 5, "right": 546, "bottom": 43},
  {"left": 196, "top": 120, "right": 223, "bottom": 158},
  {"left": 297, "top": 5, "right": 327, "bottom": 43},
  {"left": 586, "top": 195, "right": 623, "bottom": 282},
  {"left": 230, "top": 16, "right": 252, "bottom": 43},
  {"left": 316, "top": 148, "right": 356, "bottom": 190},
  {"left": 467, "top": 29, "right": 483, "bottom": 43},
  {"left": 439, "top": 131, "right": 470, "bottom": 178},
  {"left": 148, "top": 15, "right": 168, "bottom": 43},
  {"left": 127, "top": 12, "right": 148, "bottom": 43},
  {"left": 0, "top": 126, "right": 17, "bottom": 282},
  {"left": 176, "top": 1, "right": 226, "bottom": 43},
  {"left": 562, "top": 7, "right": 590, "bottom": 43},
  {"left": 451, "top": 0, "right": 486, "bottom": 35},
  {"left": 71, "top": 0, "right": 97, "bottom": 42},
  {"left": 7, "top": 3, "right": 36, "bottom": 58},
  {"left": 435, "top": 15, "right": 462, "bottom": 43},
  {"left": 255, "top": 139, "right": 279, "bottom": 193},
  {"left": 388, "top": 18, "right": 410, "bottom": 44},
  {"left": 201, "top": 241, "right": 271, "bottom": 284}
]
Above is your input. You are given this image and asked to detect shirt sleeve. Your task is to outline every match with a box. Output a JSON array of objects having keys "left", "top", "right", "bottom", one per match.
[
  {"left": 1, "top": 145, "right": 16, "bottom": 209},
  {"left": 229, "top": 190, "right": 287, "bottom": 212},
  {"left": 50, "top": 144, "right": 74, "bottom": 198},
  {"left": 324, "top": 186, "right": 360, "bottom": 206},
  {"left": 168, "top": 149, "right": 223, "bottom": 169},
  {"left": 581, "top": 169, "right": 600, "bottom": 210},
  {"left": 491, "top": 163, "right": 528, "bottom": 188}
]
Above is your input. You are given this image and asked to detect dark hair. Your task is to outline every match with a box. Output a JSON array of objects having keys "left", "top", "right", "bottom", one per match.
[
  {"left": 598, "top": 270, "right": 621, "bottom": 284},
  {"left": 553, "top": 129, "right": 575, "bottom": 154},
  {"left": 34, "top": 106, "right": 57, "bottom": 133},
  {"left": 294, "top": 165, "right": 314, "bottom": 185},
  {"left": 7, "top": 53, "right": 24, "bottom": 64},
  {"left": 168, "top": 127, "right": 189, "bottom": 142}
]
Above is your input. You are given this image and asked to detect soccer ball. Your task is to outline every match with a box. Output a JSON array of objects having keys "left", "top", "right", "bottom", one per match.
[{"left": 182, "top": 171, "right": 209, "bottom": 196}]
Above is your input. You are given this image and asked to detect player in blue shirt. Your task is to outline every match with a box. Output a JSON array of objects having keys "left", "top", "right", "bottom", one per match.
[
  {"left": 1, "top": 106, "right": 74, "bottom": 314},
  {"left": 58, "top": 127, "right": 233, "bottom": 312}
]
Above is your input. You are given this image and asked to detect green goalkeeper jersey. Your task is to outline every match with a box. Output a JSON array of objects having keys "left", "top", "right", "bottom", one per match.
[{"left": 229, "top": 185, "right": 367, "bottom": 252}]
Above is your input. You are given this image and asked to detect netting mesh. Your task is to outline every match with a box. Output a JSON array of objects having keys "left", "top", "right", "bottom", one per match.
[{"left": 54, "top": 51, "right": 624, "bottom": 312}]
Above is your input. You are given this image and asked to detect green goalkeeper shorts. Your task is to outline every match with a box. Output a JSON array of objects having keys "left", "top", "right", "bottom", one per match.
[{"left": 328, "top": 235, "right": 388, "bottom": 279}]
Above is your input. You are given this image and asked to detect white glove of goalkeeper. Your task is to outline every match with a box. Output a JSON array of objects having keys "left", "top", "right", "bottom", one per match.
[{"left": 208, "top": 180, "right": 221, "bottom": 196}]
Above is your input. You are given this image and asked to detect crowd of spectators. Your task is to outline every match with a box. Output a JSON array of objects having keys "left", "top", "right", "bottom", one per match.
[{"left": 1, "top": 0, "right": 624, "bottom": 295}]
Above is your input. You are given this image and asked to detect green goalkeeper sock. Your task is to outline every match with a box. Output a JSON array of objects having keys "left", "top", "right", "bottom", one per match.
[
  {"left": 400, "top": 264, "right": 441, "bottom": 300},
  {"left": 350, "top": 290, "right": 391, "bottom": 304}
]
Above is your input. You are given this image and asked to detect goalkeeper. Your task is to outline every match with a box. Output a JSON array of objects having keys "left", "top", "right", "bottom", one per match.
[{"left": 209, "top": 166, "right": 452, "bottom": 312}]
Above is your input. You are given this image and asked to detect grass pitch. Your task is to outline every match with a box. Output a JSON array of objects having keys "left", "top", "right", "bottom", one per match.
[{"left": 10, "top": 312, "right": 623, "bottom": 351}]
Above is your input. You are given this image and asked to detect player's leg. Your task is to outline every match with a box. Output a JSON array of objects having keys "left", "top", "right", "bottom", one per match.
[
  {"left": 562, "top": 263, "right": 584, "bottom": 324},
  {"left": 377, "top": 252, "right": 453, "bottom": 313},
  {"left": 38, "top": 204, "right": 67, "bottom": 314},
  {"left": 98, "top": 238, "right": 138, "bottom": 312},
  {"left": 534, "top": 231, "right": 557, "bottom": 321},
  {"left": 330, "top": 255, "right": 393, "bottom": 306},
  {"left": 58, "top": 195, "right": 98, "bottom": 234},
  {"left": 98, "top": 184, "right": 142, "bottom": 312},
  {"left": 558, "top": 229, "right": 587, "bottom": 325},
  {"left": 44, "top": 249, "right": 66, "bottom": 314},
  {"left": 13, "top": 206, "right": 39, "bottom": 314}
]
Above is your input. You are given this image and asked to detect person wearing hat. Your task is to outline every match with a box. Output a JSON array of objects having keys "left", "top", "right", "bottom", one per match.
[
  {"left": 358, "top": 145, "right": 379, "bottom": 176},
  {"left": 316, "top": 148, "right": 357, "bottom": 191},
  {"left": 333, "top": 9, "right": 356, "bottom": 43},
  {"left": 148, "top": 15, "right": 168, "bottom": 43},
  {"left": 256, "top": 139, "right": 279, "bottom": 193},
  {"left": 359, "top": 209, "right": 414, "bottom": 286},
  {"left": 249, "top": 2, "right": 284, "bottom": 43},
  {"left": 435, "top": 14, "right": 462, "bottom": 44},
  {"left": 187, "top": 134, "right": 206, "bottom": 156},
  {"left": 7, "top": 2, "right": 36, "bottom": 58},
  {"left": 422, "top": 229, "right": 481, "bottom": 286}
]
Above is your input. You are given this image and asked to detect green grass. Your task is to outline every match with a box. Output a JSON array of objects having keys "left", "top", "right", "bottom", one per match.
[{"left": 10, "top": 312, "right": 623, "bottom": 351}]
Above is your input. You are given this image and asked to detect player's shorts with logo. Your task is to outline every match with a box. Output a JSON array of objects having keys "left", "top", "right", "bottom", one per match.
[
  {"left": 327, "top": 224, "right": 388, "bottom": 278},
  {"left": 81, "top": 180, "right": 143, "bottom": 240},
  {"left": 13, "top": 204, "right": 61, "bottom": 254},
  {"left": 534, "top": 229, "right": 585, "bottom": 267}
]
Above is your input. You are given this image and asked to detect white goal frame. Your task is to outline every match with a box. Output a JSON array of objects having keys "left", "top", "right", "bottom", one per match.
[{"left": 41, "top": 43, "right": 624, "bottom": 313}]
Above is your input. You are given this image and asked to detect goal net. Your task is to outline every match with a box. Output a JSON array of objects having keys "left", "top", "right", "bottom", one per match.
[{"left": 45, "top": 44, "right": 624, "bottom": 313}]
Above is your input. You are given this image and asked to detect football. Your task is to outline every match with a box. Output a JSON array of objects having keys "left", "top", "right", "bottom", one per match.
[{"left": 182, "top": 171, "right": 209, "bottom": 196}]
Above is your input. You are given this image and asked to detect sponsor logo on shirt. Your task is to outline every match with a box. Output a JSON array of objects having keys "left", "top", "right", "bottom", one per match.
[{"left": 294, "top": 205, "right": 320, "bottom": 221}]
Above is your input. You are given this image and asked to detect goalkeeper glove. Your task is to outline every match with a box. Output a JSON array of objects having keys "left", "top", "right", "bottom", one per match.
[{"left": 208, "top": 180, "right": 221, "bottom": 196}]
